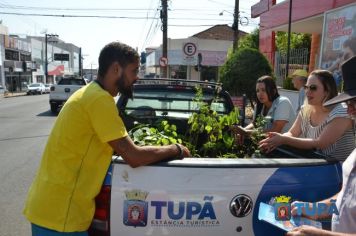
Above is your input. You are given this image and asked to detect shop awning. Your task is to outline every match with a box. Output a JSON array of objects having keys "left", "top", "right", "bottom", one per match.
[{"left": 48, "top": 65, "right": 64, "bottom": 76}]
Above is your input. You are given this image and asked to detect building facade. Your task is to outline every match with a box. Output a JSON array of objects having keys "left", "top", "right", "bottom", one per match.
[
  {"left": 145, "top": 25, "right": 247, "bottom": 81},
  {"left": 0, "top": 24, "right": 82, "bottom": 92},
  {"left": 251, "top": 0, "right": 356, "bottom": 74}
]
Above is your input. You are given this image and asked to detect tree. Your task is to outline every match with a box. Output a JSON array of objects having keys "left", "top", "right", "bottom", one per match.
[
  {"left": 238, "top": 28, "right": 260, "bottom": 50},
  {"left": 219, "top": 48, "right": 273, "bottom": 106},
  {"left": 275, "top": 32, "right": 311, "bottom": 52}
]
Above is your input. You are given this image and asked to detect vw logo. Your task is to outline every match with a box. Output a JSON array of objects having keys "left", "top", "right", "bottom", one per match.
[{"left": 229, "top": 194, "right": 253, "bottom": 217}]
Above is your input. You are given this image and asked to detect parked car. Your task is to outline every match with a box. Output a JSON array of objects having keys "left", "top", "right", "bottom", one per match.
[
  {"left": 44, "top": 84, "right": 52, "bottom": 93},
  {"left": 27, "top": 83, "right": 46, "bottom": 95}
]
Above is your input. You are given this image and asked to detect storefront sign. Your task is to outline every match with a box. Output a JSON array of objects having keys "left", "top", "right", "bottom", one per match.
[{"left": 319, "top": 3, "right": 356, "bottom": 87}]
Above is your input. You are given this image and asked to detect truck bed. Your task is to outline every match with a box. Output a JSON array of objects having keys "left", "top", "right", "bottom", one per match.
[{"left": 109, "top": 149, "right": 341, "bottom": 236}]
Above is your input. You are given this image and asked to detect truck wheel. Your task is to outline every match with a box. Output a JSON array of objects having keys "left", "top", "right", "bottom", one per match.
[{"left": 50, "top": 103, "right": 58, "bottom": 113}]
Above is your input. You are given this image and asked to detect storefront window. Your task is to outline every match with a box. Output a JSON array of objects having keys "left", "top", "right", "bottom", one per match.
[
  {"left": 5, "top": 49, "right": 19, "bottom": 61},
  {"left": 201, "top": 66, "right": 218, "bottom": 82},
  {"left": 170, "top": 65, "right": 187, "bottom": 79}
]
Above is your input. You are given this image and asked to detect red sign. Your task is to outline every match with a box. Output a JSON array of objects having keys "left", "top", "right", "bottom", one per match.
[
  {"left": 159, "top": 57, "right": 168, "bottom": 67},
  {"left": 48, "top": 65, "right": 64, "bottom": 76}
]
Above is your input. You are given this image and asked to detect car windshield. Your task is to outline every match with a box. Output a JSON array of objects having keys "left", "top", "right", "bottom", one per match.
[
  {"left": 29, "top": 84, "right": 40, "bottom": 87},
  {"left": 58, "top": 78, "right": 86, "bottom": 85},
  {"left": 125, "top": 88, "right": 228, "bottom": 119}
]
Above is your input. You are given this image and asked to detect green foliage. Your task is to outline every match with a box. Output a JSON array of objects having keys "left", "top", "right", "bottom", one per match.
[
  {"left": 186, "top": 87, "right": 239, "bottom": 157},
  {"left": 248, "top": 115, "right": 268, "bottom": 157},
  {"left": 129, "top": 120, "right": 182, "bottom": 146},
  {"left": 282, "top": 77, "right": 297, "bottom": 90},
  {"left": 276, "top": 32, "right": 311, "bottom": 52},
  {"left": 219, "top": 48, "right": 273, "bottom": 103},
  {"left": 128, "top": 87, "right": 268, "bottom": 159},
  {"left": 238, "top": 28, "right": 259, "bottom": 50}
]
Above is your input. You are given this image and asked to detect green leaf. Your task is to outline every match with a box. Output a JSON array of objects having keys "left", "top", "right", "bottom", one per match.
[{"left": 205, "top": 125, "right": 212, "bottom": 133}]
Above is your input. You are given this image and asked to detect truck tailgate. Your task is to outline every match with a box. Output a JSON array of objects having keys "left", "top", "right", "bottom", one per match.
[
  {"left": 50, "top": 85, "right": 82, "bottom": 101},
  {"left": 110, "top": 158, "right": 341, "bottom": 236}
]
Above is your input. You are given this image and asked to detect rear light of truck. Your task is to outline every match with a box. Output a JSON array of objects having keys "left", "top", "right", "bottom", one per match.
[
  {"left": 88, "top": 185, "right": 111, "bottom": 236},
  {"left": 50, "top": 86, "right": 55, "bottom": 91}
]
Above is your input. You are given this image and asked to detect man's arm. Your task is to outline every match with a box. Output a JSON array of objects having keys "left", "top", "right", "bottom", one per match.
[{"left": 109, "top": 136, "right": 190, "bottom": 168}]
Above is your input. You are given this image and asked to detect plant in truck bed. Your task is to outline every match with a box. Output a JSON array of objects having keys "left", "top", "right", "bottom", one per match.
[{"left": 128, "top": 87, "right": 266, "bottom": 158}]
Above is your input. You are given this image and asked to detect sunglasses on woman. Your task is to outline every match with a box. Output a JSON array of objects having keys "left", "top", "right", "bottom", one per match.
[{"left": 304, "top": 84, "right": 318, "bottom": 91}]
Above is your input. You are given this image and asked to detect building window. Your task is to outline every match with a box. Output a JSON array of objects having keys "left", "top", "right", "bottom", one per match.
[
  {"left": 5, "top": 49, "right": 19, "bottom": 61},
  {"left": 201, "top": 66, "right": 218, "bottom": 82},
  {"left": 171, "top": 65, "right": 187, "bottom": 79},
  {"left": 20, "top": 53, "right": 31, "bottom": 61}
]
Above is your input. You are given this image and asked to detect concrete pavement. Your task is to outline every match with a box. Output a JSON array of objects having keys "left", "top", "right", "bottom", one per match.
[{"left": 3, "top": 92, "right": 27, "bottom": 98}]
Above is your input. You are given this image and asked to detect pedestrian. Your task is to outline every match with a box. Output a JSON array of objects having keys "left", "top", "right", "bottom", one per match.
[
  {"left": 231, "top": 75, "right": 296, "bottom": 143},
  {"left": 259, "top": 70, "right": 354, "bottom": 161},
  {"left": 286, "top": 56, "right": 356, "bottom": 235},
  {"left": 291, "top": 69, "right": 308, "bottom": 113},
  {"left": 23, "top": 41, "right": 191, "bottom": 236}
]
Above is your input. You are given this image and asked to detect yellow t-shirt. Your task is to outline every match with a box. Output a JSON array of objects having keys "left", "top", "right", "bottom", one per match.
[{"left": 23, "top": 82, "right": 127, "bottom": 232}]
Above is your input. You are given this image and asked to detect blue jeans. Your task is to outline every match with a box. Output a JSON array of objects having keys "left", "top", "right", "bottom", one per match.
[{"left": 31, "top": 224, "right": 88, "bottom": 236}]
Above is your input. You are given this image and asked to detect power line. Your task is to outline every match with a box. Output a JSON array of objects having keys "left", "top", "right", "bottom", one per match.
[
  {"left": 0, "top": 11, "right": 232, "bottom": 21},
  {"left": 206, "top": 0, "right": 234, "bottom": 8},
  {"left": 140, "top": 4, "right": 161, "bottom": 51},
  {"left": 137, "top": 0, "right": 158, "bottom": 51},
  {"left": 0, "top": 4, "right": 244, "bottom": 12},
  {"left": 0, "top": 4, "right": 158, "bottom": 11}
]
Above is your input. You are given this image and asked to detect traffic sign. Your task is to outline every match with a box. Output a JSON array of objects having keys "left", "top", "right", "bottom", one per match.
[
  {"left": 159, "top": 57, "right": 168, "bottom": 67},
  {"left": 183, "top": 42, "right": 197, "bottom": 56}
]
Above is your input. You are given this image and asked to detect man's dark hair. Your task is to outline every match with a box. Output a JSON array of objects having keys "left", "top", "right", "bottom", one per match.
[{"left": 98, "top": 42, "right": 139, "bottom": 77}]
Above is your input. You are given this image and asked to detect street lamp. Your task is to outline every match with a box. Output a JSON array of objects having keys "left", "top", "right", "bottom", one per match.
[
  {"left": 219, "top": 9, "right": 249, "bottom": 52},
  {"left": 45, "top": 33, "right": 58, "bottom": 83}
]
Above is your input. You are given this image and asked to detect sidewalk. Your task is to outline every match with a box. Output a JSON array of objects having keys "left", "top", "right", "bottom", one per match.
[{"left": 2, "top": 92, "right": 27, "bottom": 98}]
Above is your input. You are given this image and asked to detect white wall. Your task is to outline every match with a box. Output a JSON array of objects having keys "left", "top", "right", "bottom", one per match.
[{"left": 278, "top": 88, "right": 299, "bottom": 112}]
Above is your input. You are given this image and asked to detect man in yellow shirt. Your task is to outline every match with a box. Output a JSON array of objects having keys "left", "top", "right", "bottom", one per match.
[{"left": 23, "top": 42, "right": 190, "bottom": 236}]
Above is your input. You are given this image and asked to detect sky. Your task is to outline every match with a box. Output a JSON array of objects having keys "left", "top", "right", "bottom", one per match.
[{"left": 0, "top": 0, "right": 260, "bottom": 69}]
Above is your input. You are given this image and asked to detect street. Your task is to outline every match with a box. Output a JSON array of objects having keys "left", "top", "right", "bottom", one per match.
[{"left": 0, "top": 94, "right": 56, "bottom": 236}]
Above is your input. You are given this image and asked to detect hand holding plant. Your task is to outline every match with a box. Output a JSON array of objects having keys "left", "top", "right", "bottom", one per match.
[{"left": 258, "top": 132, "right": 283, "bottom": 153}]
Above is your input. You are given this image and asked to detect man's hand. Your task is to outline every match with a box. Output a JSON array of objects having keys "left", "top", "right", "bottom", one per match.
[{"left": 174, "top": 143, "right": 191, "bottom": 159}]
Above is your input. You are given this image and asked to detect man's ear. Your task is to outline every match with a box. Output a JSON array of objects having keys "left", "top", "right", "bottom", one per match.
[
  {"left": 116, "top": 64, "right": 123, "bottom": 77},
  {"left": 111, "top": 62, "right": 123, "bottom": 77}
]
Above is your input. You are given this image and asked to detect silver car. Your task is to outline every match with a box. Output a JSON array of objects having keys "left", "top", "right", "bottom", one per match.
[{"left": 27, "top": 83, "right": 46, "bottom": 95}]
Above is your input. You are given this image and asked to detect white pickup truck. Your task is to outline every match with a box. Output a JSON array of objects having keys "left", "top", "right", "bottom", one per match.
[
  {"left": 49, "top": 76, "right": 87, "bottom": 113},
  {"left": 88, "top": 79, "right": 342, "bottom": 236}
]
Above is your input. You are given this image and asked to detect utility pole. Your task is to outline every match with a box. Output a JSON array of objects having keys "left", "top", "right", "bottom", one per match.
[
  {"left": 44, "top": 33, "right": 58, "bottom": 83},
  {"left": 161, "top": 0, "right": 168, "bottom": 78},
  {"left": 233, "top": 0, "right": 239, "bottom": 52},
  {"left": 79, "top": 47, "right": 82, "bottom": 77},
  {"left": 45, "top": 34, "right": 48, "bottom": 83},
  {"left": 286, "top": 0, "right": 293, "bottom": 78}
]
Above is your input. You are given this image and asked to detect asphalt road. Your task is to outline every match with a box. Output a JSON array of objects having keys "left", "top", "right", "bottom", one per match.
[{"left": 0, "top": 94, "right": 56, "bottom": 236}]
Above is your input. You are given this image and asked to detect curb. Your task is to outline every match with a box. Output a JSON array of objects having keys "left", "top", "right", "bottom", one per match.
[{"left": 3, "top": 92, "right": 27, "bottom": 98}]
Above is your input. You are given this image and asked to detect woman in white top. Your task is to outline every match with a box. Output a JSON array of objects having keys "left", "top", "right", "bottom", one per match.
[
  {"left": 233, "top": 75, "right": 296, "bottom": 139},
  {"left": 259, "top": 70, "right": 354, "bottom": 161}
]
